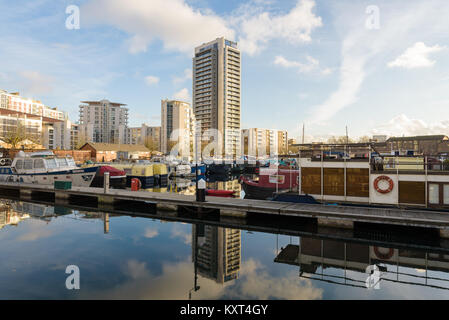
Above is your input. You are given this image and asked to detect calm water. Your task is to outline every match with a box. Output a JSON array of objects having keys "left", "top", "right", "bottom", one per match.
[{"left": 2, "top": 195, "right": 449, "bottom": 300}]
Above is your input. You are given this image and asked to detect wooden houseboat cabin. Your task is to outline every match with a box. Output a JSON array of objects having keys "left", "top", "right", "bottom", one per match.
[{"left": 294, "top": 143, "right": 449, "bottom": 209}]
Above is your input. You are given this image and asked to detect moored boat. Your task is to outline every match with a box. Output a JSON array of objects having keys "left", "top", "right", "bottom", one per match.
[
  {"left": 90, "top": 165, "right": 127, "bottom": 189},
  {"left": 206, "top": 189, "right": 235, "bottom": 197},
  {"left": 0, "top": 151, "right": 98, "bottom": 187},
  {"left": 239, "top": 168, "right": 299, "bottom": 200}
]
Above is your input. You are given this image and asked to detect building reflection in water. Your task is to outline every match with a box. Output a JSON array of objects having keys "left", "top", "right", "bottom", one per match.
[
  {"left": 192, "top": 224, "right": 241, "bottom": 285},
  {"left": 1, "top": 200, "right": 112, "bottom": 234},
  {"left": 7, "top": 198, "right": 449, "bottom": 293},
  {"left": 0, "top": 201, "right": 30, "bottom": 229},
  {"left": 275, "top": 237, "right": 449, "bottom": 290},
  {"left": 168, "top": 176, "right": 242, "bottom": 196}
]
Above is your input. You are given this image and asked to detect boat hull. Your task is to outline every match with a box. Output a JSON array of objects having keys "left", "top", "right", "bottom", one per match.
[
  {"left": 0, "top": 166, "right": 98, "bottom": 187},
  {"left": 241, "top": 181, "right": 281, "bottom": 200}
]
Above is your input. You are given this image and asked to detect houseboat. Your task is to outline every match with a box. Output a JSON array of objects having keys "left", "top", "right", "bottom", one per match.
[
  {"left": 240, "top": 145, "right": 449, "bottom": 210},
  {"left": 296, "top": 153, "right": 449, "bottom": 210},
  {"left": 0, "top": 151, "right": 98, "bottom": 187}
]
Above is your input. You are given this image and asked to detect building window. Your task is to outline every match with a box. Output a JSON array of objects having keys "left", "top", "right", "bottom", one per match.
[
  {"left": 444, "top": 185, "right": 449, "bottom": 205},
  {"left": 429, "top": 184, "right": 439, "bottom": 204}
]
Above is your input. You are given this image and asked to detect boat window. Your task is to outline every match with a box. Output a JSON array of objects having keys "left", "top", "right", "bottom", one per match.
[
  {"left": 67, "top": 158, "right": 76, "bottom": 166},
  {"left": 34, "top": 159, "right": 45, "bottom": 169},
  {"left": 45, "top": 158, "right": 57, "bottom": 169},
  {"left": 15, "top": 160, "right": 23, "bottom": 170},
  {"left": 24, "top": 159, "right": 34, "bottom": 170},
  {"left": 444, "top": 185, "right": 449, "bottom": 205},
  {"left": 429, "top": 184, "right": 439, "bottom": 204},
  {"left": 56, "top": 158, "right": 68, "bottom": 167}
]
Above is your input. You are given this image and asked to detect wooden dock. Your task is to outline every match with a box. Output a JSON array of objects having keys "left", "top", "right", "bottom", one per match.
[{"left": 1, "top": 181, "right": 449, "bottom": 237}]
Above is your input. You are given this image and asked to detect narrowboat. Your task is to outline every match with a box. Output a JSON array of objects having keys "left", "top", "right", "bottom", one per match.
[
  {"left": 90, "top": 165, "right": 127, "bottom": 189},
  {"left": 206, "top": 189, "right": 235, "bottom": 198},
  {"left": 153, "top": 163, "right": 169, "bottom": 187},
  {"left": 239, "top": 168, "right": 299, "bottom": 200},
  {"left": 124, "top": 164, "right": 155, "bottom": 189}
]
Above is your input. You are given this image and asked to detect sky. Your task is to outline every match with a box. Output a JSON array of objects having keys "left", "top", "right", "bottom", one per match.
[{"left": 0, "top": 0, "right": 448, "bottom": 141}]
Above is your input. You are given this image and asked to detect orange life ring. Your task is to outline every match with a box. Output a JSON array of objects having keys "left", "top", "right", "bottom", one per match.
[
  {"left": 374, "top": 176, "right": 394, "bottom": 194},
  {"left": 374, "top": 246, "right": 394, "bottom": 260}
]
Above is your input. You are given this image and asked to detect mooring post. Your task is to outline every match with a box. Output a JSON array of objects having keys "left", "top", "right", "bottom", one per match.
[
  {"left": 196, "top": 178, "right": 206, "bottom": 202},
  {"left": 104, "top": 172, "right": 110, "bottom": 194}
]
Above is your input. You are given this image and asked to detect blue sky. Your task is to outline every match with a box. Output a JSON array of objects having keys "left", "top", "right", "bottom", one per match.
[{"left": 1, "top": 0, "right": 448, "bottom": 141}]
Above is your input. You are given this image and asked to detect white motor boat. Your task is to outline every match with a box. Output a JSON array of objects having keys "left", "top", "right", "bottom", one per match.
[{"left": 0, "top": 151, "right": 98, "bottom": 187}]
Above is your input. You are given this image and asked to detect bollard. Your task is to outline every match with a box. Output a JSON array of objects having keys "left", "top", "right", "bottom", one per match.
[
  {"left": 104, "top": 172, "right": 110, "bottom": 194},
  {"left": 196, "top": 178, "right": 206, "bottom": 202}
]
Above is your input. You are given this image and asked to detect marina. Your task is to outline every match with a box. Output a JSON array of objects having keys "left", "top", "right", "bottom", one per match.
[
  {"left": 2, "top": 197, "right": 449, "bottom": 299},
  {"left": 2, "top": 178, "right": 449, "bottom": 239}
]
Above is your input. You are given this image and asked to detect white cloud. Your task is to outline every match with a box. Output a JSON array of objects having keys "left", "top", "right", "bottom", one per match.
[
  {"left": 370, "top": 114, "right": 449, "bottom": 137},
  {"left": 237, "top": 0, "right": 322, "bottom": 55},
  {"left": 274, "top": 55, "right": 332, "bottom": 75},
  {"left": 170, "top": 224, "right": 191, "bottom": 245},
  {"left": 307, "top": 1, "right": 448, "bottom": 124},
  {"left": 388, "top": 42, "right": 445, "bottom": 69},
  {"left": 173, "top": 88, "right": 190, "bottom": 102},
  {"left": 144, "top": 75, "right": 159, "bottom": 86},
  {"left": 143, "top": 228, "right": 159, "bottom": 239},
  {"left": 82, "top": 0, "right": 235, "bottom": 54},
  {"left": 80, "top": 258, "right": 323, "bottom": 300},
  {"left": 173, "top": 69, "right": 192, "bottom": 85},
  {"left": 79, "top": 0, "right": 323, "bottom": 57}
]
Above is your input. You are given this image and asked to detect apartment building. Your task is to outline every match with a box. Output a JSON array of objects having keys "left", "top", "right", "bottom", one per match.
[
  {"left": 278, "top": 130, "right": 288, "bottom": 155},
  {"left": 43, "top": 116, "right": 79, "bottom": 150},
  {"left": 0, "top": 89, "right": 72, "bottom": 149},
  {"left": 193, "top": 37, "right": 241, "bottom": 157},
  {"left": 241, "top": 128, "right": 288, "bottom": 157},
  {"left": 127, "top": 124, "right": 161, "bottom": 151},
  {"left": 161, "top": 99, "right": 195, "bottom": 157},
  {"left": 78, "top": 99, "right": 128, "bottom": 144}
]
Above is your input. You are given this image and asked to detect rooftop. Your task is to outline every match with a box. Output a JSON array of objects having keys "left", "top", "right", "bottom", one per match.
[
  {"left": 80, "top": 142, "right": 150, "bottom": 152},
  {"left": 80, "top": 100, "right": 127, "bottom": 107},
  {"left": 387, "top": 135, "right": 448, "bottom": 142}
]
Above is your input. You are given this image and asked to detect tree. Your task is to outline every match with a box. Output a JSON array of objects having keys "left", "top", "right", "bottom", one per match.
[
  {"left": 358, "top": 136, "right": 371, "bottom": 143},
  {"left": 1, "top": 121, "right": 38, "bottom": 149},
  {"left": 327, "top": 136, "right": 355, "bottom": 144},
  {"left": 144, "top": 137, "right": 160, "bottom": 152}
]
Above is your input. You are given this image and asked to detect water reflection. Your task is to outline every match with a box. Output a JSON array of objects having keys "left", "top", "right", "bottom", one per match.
[
  {"left": 0, "top": 201, "right": 30, "bottom": 229},
  {"left": 192, "top": 224, "right": 241, "bottom": 284},
  {"left": 167, "top": 175, "right": 242, "bottom": 196},
  {"left": 275, "top": 239, "right": 449, "bottom": 291},
  {"left": 1, "top": 198, "right": 449, "bottom": 299}
]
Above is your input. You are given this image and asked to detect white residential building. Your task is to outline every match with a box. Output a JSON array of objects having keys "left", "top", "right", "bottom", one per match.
[
  {"left": 0, "top": 89, "right": 74, "bottom": 149},
  {"left": 78, "top": 99, "right": 128, "bottom": 144},
  {"left": 241, "top": 128, "right": 288, "bottom": 157},
  {"left": 193, "top": 37, "right": 241, "bottom": 158},
  {"left": 161, "top": 99, "right": 195, "bottom": 157}
]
